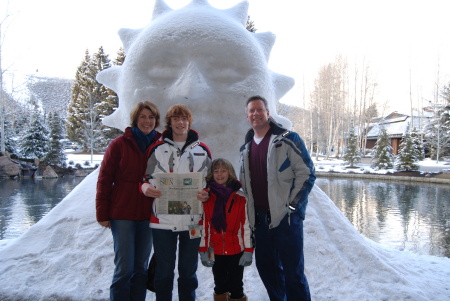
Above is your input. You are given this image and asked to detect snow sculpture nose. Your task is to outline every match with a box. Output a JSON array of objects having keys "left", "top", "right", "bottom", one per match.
[{"left": 168, "top": 62, "right": 210, "bottom": 100}]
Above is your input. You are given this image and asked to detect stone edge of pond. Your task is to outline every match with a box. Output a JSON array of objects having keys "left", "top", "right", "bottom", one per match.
[{"left": 316, "top": 171, "right": 450, "bottom": 185}]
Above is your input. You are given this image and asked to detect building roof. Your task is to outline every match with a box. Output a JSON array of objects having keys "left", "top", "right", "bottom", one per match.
[{"left": 366, "top": 111, "right": 432, "bottom": 139}]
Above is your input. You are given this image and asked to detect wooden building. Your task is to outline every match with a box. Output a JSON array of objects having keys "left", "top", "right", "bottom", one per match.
[{"left": 365, "top": 111, "right": 432, "bottom": 155}]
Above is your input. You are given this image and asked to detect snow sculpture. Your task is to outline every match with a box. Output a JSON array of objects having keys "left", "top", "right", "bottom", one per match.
[{"left": 97, "top": 0, "right": 294, "bottom": 164}]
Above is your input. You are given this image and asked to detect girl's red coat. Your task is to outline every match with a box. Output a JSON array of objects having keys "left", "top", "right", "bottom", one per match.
[{"left": 199, "top": 190, "right": 253, "bottom": 255}]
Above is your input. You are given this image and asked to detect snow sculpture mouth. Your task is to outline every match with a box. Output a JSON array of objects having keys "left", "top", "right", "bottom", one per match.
[{"left": 97, "top": 0, "right": 294, "bottom": 164}]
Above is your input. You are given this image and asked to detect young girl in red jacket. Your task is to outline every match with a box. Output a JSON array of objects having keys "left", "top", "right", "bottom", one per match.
[{"left": 199, "top": 158, "right": 254, "bottom": 301}]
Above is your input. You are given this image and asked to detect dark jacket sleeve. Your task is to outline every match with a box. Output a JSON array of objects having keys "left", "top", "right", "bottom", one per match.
[{"left": 95, "top": 138, "right": 121, "bottom": 222}]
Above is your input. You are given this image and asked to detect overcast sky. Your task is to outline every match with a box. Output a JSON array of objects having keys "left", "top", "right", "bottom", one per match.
[{"left": 2, "top": 0, "right": 449, "bottom": 114}]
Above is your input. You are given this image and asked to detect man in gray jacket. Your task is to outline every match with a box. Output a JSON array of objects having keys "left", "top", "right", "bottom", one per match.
[{"left": 239, "top": 95, "right": 316, "bottom": 301}]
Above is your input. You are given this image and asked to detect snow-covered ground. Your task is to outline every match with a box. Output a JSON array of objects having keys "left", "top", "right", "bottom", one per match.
[
  {"left": 65, "top": 150, "right": 450, "bottom": 175},
  {"left": 0, "top": 157, "right": 449, "bottom": 300},
  {"left": 314, "top": 156, "right": 450, "bottom": 174}
]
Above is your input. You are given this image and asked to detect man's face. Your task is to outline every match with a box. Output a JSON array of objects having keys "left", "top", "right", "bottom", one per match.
[{"left": 246, "top": 99, "right": 270, "bottom": 130}]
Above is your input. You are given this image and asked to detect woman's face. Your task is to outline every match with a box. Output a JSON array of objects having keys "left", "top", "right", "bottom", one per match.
[
  {"left": 213, "top": 165, "right": 230, "bottom": 186},
  {"left": 136, "top": 108, "right": 156, "bottom": 135}
]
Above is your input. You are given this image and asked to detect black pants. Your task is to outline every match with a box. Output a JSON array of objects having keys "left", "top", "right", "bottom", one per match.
[{"left": 212, "top": 252, "right": 245, "bottom": 299}]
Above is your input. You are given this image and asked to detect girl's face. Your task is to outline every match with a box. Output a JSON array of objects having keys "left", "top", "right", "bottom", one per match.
[{"left": 213, "top": 165, "right": 230, "bottom": 186}]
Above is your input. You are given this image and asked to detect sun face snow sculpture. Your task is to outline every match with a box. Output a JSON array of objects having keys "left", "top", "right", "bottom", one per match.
[{"left": 97, "top": 0, "right": 294, "bottom": 165}]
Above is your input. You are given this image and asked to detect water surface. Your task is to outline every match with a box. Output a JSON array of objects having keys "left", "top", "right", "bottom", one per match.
[
  {"left": 0, "top": 177, "right": 85, "bottom": 240},
  {"left": 315, "top": 177, "right": 450, "bottom": 258},
  {"left": 1, "top": 176, "right": 449, "bottom": 259}
]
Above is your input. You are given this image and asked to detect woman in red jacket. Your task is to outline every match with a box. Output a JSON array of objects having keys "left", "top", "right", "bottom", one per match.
[
  {"left": 96, "top": 101, "right": 162, "bottom": 301},
  {"left": 199, "top": 158, "right": 254, "bottom": 301}
]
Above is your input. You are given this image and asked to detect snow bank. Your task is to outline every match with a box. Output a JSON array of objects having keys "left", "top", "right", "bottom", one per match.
[{"left": 0, "top": 170, "right": 449, "bottom": 301}]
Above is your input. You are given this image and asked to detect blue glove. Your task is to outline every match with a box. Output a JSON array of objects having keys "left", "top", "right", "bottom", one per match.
[
  {"left": 238, "top": 252, "right": 253, "bottom": 267},
  {"left": 200, "top": 252, "right": 214, "bottom": 267}
]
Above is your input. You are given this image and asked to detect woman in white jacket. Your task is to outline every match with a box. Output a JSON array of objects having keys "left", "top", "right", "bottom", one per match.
[{"left": 142, "top": 104, "right": 212, "bottom": 301}]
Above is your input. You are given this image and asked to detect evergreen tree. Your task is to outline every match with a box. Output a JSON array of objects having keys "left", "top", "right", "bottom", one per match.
[
  {"left": 343, "top": 126, "right": 361, "bottom": 167},
  {"left": 67, "top": 49, "right": 91, "bottom": 146},
  {"left": 410, "top": 127, "right": 425, "bottom": 161},
  {"left": 424, "top": 102, "right": 449, "bottom": 161},
  {"left": 246, "top": 16, "right": 257, "bottom": 32},
  {"left": 114, "top": 47, "right": 126, "bottom": 65},
  {"left": 89, "top": 46, "right": 114, "bottom": 151},
  {"left": 371, "top": 127, "right": 394, "bottom": 170},
  {"left": 96, "top": 48, "right": 124, "bottom": 146},
  {"left": 67, "top": 47, "right": 122, "bottom": 153},
  {"left": 19, "top": 111, "right": 49, "bottom": 160},
  {"left": 44, "top": 112, "right": 67, "bottom": 166},
  {"left": 395, "top": 125, "right": 421, "bottom": 171},
  {"left": 440, "top": 83, "right": 450, "bottom": 156},
  {"left": 3, "top": 119, "right": 18, "bottom": 157}
]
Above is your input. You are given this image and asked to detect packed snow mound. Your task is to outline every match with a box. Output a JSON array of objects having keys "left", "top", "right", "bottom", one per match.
[{"left": 0, "top": 170, "right": 449, "bottom": 301}]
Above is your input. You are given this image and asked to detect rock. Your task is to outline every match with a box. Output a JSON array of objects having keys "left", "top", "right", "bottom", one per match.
[
  {"left": 74, "top": 169, "right": 89, "bottom": 177},
  {"left": 42, "top": 165, "right": 58, "bottom": 178},
  {"left": 0, "top": 156, "right": 20, "bottom": 177}
]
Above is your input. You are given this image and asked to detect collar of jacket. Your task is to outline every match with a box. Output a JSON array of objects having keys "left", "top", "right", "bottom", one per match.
[
  {"left": 243, "top": 117, "right": 290, "bottom": 146},
  {"left": 162, "top": 128, "right": 200, "bottom": 152}
]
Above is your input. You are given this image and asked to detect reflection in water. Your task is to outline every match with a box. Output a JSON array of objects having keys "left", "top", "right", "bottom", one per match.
[
  {"left": 316, "top": 178, "right": 450, "bottom": 258},
  {"left": 0, "top": 177, "right": 85, "bottom": 240},
  {"left": 1, "top": 176, "right": 449, "bottom": 258}
]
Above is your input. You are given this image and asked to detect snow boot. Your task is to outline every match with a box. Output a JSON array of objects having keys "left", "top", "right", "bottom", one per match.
[{"left": 214, "top": 292, "right": 229, "bottom": 301}]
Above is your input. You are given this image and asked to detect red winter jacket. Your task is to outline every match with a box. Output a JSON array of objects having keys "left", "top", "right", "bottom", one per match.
[
  {"left": 96, "top": 127, "right": 161, "bottom": 222},
  {"left": 199, "top": 189, "right": 254, "bottom": 255}
]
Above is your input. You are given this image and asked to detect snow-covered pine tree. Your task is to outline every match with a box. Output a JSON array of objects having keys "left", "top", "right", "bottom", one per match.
[
  {"left": 67, "top": 50, "right": 91, "bottom": 149},
  {"left": 3, "top": 119, "right": 18, "bottom": 157},
  {"left": 19, "top": 111, "right": 49, "bottom": 160},
  {"left": 395, "top": 125, "right": 420, "bottom": 171},
  {"left": 343, "top": 126, "right": 361, "bottom": 167},
  {"left": 67, "top": 47, "right": 122, "bottom": 153},
  {"left": 1, "top": 94, "right": 30, "bottom": 157},
  {"left": 95, "top": 48, "right": 123, "bottom": 147},
  {"left": 371, "top": 126, "right": 394, "bottom": 170},
  {"left": 424, "top": 102, "right": 449, "bottom": 161},
  {"left": 44, "top": 112, "right": 67, "bottom": 166},
  {"left": 246, "top": 16, "right": 257, "bottom": 32},
  {"left": 410, "top": 127, "right": 425, "bottom": 161},
  {"left": 440, "top": 83, "right": 450, "bottom": 157},
  {"left": 114, "top": 47, "right": 125, "bottom": 65}
]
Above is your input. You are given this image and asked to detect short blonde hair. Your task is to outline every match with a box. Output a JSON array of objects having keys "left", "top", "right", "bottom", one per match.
[
  {"left": 165, "top": 104, "right": 193, "bottom": 130},
  {"left": 130, "top": 101, "right": 160, "bottom": 129},
  {"left": 206, "top": 158, "right": 237, "bottom": 185}
]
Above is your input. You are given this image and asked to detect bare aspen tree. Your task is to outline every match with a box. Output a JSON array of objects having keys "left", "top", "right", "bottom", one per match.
[
  {"left": 309, "top": 55, "right": 351, "bottom": 160},
  {"left": 433, "top": 53, "right": 441, "bottom": 162}
]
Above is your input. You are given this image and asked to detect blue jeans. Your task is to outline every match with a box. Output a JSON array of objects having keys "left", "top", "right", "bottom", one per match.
[
  {"left": 254, "top": 211, "right": 311, "bottom": 301},
  {"left": 152, "top": 229, "right": 200, "bottom": 301},
  {"left": 110, "top": 219, "right": 152, "bottom": 301}
]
